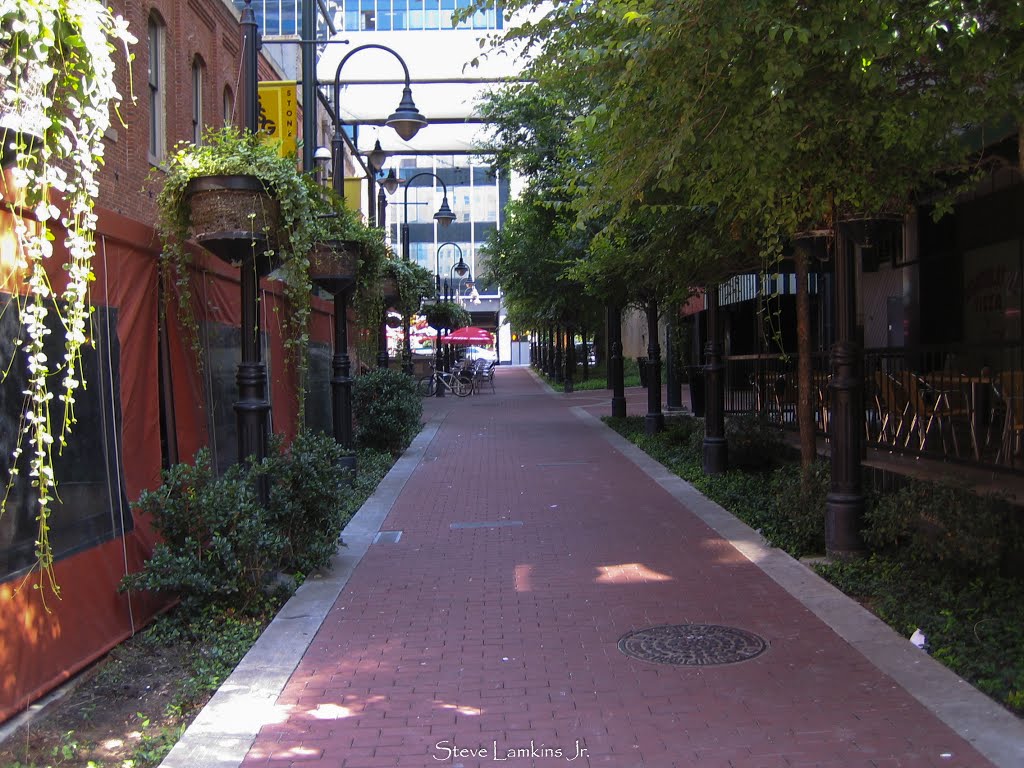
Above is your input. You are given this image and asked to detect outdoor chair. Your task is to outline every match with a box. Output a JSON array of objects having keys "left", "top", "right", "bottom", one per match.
[
  {"left": 873, "top": 371, "right": 914, "bottom": 447},
  {"left": 473, "top": 359, "right": 496, "bottom": 394},
  {"left": 994, "top": 370, "right": 1024, "bottom": 464}
]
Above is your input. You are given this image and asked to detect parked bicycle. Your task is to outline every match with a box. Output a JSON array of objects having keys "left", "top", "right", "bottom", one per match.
[{"left": 417, "top": 366, "right": 474, "bottom": 397}]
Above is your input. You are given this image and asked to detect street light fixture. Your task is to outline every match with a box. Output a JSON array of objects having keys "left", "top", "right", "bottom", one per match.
[
  {"left": 431, "top": 242, "right": 464, "bottom": 396},
  {"left": 326, "top": 43, "right": 426, "bottom": 470},
  {"left": 331, "top": 44, "right": 425, "bottom": 198},
  {"left": 367, "top": 139, "right": 387, "bottom": 174},
  {"left": 399, "top": 172, "right": 457, "bottom": 373},
  {"left": 380, "top": 168, "right": 401, "bottom": 195}
]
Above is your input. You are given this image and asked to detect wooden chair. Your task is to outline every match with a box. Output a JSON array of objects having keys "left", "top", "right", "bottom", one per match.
[
  {"left": 873, "top": 371, "right": 914, "bottom": 446},
  {"left": 895, "top": 371, "right": 932, "bottom": 450},
  {"left": 995, "top": 371, "right": 1024, "bottom": 464}
]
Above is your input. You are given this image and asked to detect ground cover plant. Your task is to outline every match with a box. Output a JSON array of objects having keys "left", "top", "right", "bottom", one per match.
[
  {"left": 540, "top": 356, "right": 643, "bottom": 391},
  {"left": 0, "top": 434, "right": 397, "bottom": 768},
  {"left": 606, "top": 414, "right": 1024, "bottom": 716}
]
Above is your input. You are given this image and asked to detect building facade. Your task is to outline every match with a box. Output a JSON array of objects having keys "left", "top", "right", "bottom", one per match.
[{"left": 0, "top": 0, "right": 326, "bottom": 722}]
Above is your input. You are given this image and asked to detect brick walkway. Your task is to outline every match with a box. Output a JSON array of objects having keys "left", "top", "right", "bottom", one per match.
[{"left": 162, "top": 367, "right": 1023, "bottom": 768}]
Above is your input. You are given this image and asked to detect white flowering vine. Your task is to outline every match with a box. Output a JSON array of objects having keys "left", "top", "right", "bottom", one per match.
[{"left": 0, "top": 0, "right": 134, "bottom": 596}]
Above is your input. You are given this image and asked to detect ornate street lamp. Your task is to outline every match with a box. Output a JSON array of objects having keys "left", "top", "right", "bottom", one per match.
[
  {"left": 231, "top": 1, "right": 271, "bottom": 497},
  {"left": 325, "top": 43, "right": 425, "bottom": 469},
  {"left": 431, "top": 242, "right": 463, "bottom": 397},
  {"left": 399, "top": 172, "right": 456, "bottom": 374}
]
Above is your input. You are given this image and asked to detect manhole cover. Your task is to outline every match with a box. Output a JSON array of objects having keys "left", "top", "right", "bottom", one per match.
[{"left": 617, "top": 624, "right": 767, "bottom": 666}]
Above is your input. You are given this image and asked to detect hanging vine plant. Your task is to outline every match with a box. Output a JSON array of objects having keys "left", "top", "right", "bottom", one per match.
[
  {"left": 424, "top": 300, "right": 471, "bottom": 331},
  {"left": 0, "top": 0, "right": 135, "bottom": 596},
  {"left": 382, "top": 257, "right": 435, "bottom": 318},
  {"left": 154, "top": 126, "right": 320, "bottom": 398}
]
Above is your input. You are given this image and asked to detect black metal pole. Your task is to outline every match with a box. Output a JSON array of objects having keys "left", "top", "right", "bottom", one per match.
[
  {"left": 235, "top": 251, "right": 270, "bottom": 479},
  {"left": 300, "top": 0, "right": 315, "bottom": 172},
  {"left": 377, "top": 297, "right": 389, "bottom": 369},
  {"left": 564, "top": 326, "right": 575, "bottom": 393},
  {"left": 827, "top": 233, "right": 865, "bottom": 558},
  {"left": 376, "top": 188, "right": 389, "bottom": 369},
  {"left": 367, "top": 169, "right": 377, "bottom": 227},
  {"left": 377, "top": 186, "right": 387, "bottom": 231},
  {"left": 331, "top": 287, "right": 358, "bottom": 473},
  {"left": 666, "top": 311, "right": 682, "bottom": 410},
  {"left": 433, "top": 275, "right": 445, "bottom": 398},
  {"left": 644, "top": 299, "right": 665, "bottom": 434},
  {"left": 610, "top": 305, "right": 626, "bottom": 417},
  {"left": 703, "top": 285, "right": 728, "bottom": 474},
  {"left": 235, "top": 3, "right": 270, "bottom": 499},
  {"left": 242, "top": 1, "right": 259, "bottom": 135},
  {"left": 554, "top": 326, "right": 564, "bottom": 384}
]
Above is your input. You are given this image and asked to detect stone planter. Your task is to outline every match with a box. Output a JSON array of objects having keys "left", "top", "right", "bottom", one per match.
[
  {"left": 309, "top": 239, "right": 360, "bottom": 294},
  {"left": 185, "top": 174, "right": 280, "bottom": 276}
]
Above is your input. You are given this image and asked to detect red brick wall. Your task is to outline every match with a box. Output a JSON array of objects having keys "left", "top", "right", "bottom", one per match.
[{"left": 99, "top": 0, "right": 284, "bottom": 223}]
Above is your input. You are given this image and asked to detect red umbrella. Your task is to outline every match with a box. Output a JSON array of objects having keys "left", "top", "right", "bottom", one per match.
[{"left": 439, "top": 326, "right": 494, "bottom": 345}]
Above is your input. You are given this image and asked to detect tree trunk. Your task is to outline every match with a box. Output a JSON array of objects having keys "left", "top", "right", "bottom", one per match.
[{"left": 794, "top": 243, "right": 816, "bottom": 472}]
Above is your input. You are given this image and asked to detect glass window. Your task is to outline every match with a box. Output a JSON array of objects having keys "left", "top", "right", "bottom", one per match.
[
  {"left": 408, "top": 0, "right": 424, "bottom": 29},
  {"left": 376, "top": 0, "right": 392, "bottom": 30},
  {"left": 0, "top": 297, "right": 131, "bottom": 579},
  {"left": 192, "top": 57, "right": 204, "bottom": 144},
  {"left": 473, "top": 187, "right": 498, "bottom": 222},
  {"left": 147, "top": 14, "right": 165, "bottom": 161},
  {"left": 424, "top": 0, "right": 439, "bottom": 28},
  {"left": 392, "top": 0, "right": 407, "bottom": 30},
  {"left": 441, "top": 0, "right": 456, "bottom": 28},
  {"left": 223, "top": 85, "right": 234, "bottom": 126}
]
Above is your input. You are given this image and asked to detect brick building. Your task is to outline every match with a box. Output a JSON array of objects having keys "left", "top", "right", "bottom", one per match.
[{"left": 0, "top": 0, "right": 327, "bottom": 722}]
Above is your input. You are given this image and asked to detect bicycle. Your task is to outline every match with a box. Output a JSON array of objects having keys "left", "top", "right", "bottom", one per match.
[{"left": 417, "top": 367, "right": 474, "bottom": 397}]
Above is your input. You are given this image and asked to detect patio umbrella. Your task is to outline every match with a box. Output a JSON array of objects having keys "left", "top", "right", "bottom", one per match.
[{"left": 439, "top": 326, "right": 494, "bottom": 345}]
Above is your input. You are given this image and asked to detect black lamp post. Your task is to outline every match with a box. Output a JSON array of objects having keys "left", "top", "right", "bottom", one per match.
[
  {"left": 376, "top": 169, "right": 400, "bottom": 369},
  {"left": 644, "top": 298, "right": 665, "bottom": 434},
  {"left": 703, "top": 285, "right": 728, "bottom": 474},
  {"left": 432, "top": 242, "right": 464, "bottom": 397},
  {"left": 233, "top": 1, "right": 271, "bottom": 495},
  {"left": 327, "top": 44, "right": 425, "bottom": 465},
  {"left": 400, "top": 172, "right": 457, "bottom": 374}
]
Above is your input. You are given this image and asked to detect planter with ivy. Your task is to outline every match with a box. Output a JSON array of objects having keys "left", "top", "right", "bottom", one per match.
[
  {"left": 155, "top": 127, "right": 321, "bottom": 385},
  {"left": 306, "top": 183, "right": 389, "bottom": 326},
  {"left": 184, "top": 173, "right": 281, "bottom": 275},
  {"left": 381, "top": 258, "right": 435, "bottom": 317},
  {"left": 424, "top": 300, "right": 471, "bottom": 331}
]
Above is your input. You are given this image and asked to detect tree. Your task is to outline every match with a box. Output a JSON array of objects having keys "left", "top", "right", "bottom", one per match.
[{"left": 475, "top": 0, "right": 1023, "bottom": 473}]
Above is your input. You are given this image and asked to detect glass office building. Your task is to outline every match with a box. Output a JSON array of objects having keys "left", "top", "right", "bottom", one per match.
[{"left": 238, "top": 0, "right": 502, "bottom": 35}]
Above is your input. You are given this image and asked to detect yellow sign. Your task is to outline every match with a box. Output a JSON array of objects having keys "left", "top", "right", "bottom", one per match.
[
  {"left": 257, "top": 81, "right": 298, "bottom": 157},
  {"left": 344, "top": 177, "right": 364, "bottom": 213}
]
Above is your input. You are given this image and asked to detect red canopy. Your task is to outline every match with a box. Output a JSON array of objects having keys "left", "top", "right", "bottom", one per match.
[{"left": 440, "top": 326, "right": 494, "bottom": 345}]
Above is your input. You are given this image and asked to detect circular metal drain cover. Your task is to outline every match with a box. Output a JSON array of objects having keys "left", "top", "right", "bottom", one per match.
[{"left": 617, "top": 624, "right": 767, "bottom": 666}]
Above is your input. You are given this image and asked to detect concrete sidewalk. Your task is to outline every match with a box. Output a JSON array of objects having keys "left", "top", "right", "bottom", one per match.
[{"left": 162, "top": 367, "right": 1024, "bottom": 768}]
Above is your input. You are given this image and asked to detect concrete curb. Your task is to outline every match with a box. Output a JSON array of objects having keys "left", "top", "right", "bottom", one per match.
[
  {"left": 572, "top": 405, "right": 1024, "bottom": 768},
  {"left": 159, "top": 411, "right": 446, "bottom": 768}
]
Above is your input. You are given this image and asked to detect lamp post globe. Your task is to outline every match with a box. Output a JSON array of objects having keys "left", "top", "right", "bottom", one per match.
[{"left": 386, "top": 87, "right": 428, "bottom": 140}]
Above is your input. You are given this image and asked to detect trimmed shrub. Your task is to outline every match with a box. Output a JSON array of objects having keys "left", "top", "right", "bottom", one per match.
[
  {"left": 257, "top": 430, "right": 355, "bottom": 577},
  {"left": 121, "top": 450, "right": 285, "bottom": 614},
  {"left": 352, "top": 368, "right": 423, "bottom": 454}
]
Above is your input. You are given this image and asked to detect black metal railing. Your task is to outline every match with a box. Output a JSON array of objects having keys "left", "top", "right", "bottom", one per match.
[{"left": 721, "top": 342, "right": 1024, "bottom": 473}]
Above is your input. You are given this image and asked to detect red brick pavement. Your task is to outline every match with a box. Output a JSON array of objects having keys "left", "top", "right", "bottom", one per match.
[{"left": 240, "top": 368, "right": 998, "bottom": 768}]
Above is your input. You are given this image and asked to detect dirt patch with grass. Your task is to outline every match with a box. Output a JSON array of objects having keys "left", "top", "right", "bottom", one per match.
[{"left": 0, "top": 608, "right": 269, "bottom": 768}]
